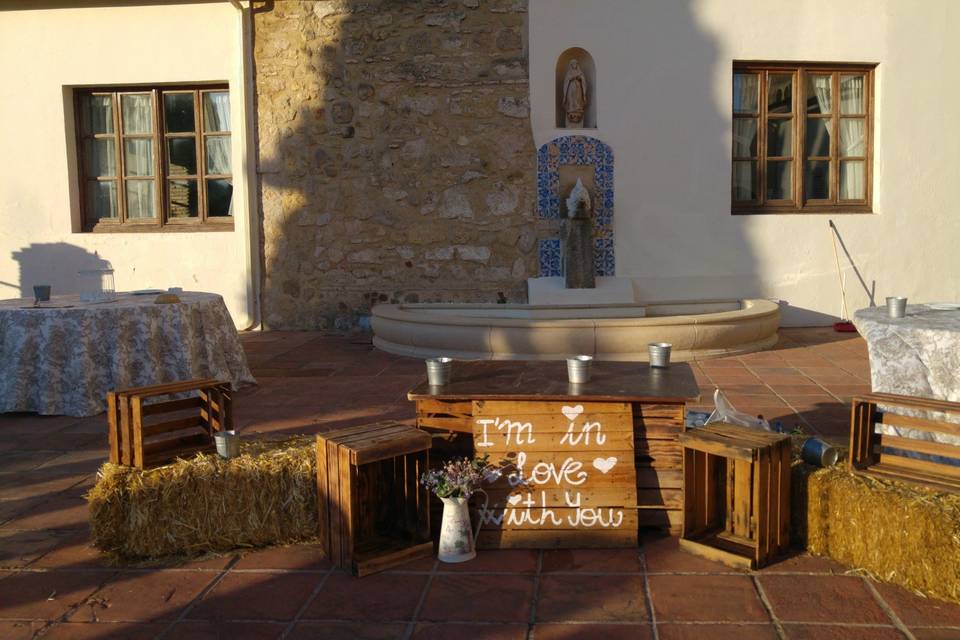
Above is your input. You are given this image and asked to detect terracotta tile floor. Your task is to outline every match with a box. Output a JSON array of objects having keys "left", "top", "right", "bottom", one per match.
[{"left": 1, "top": 328, "right": 959, "bottom": 639}]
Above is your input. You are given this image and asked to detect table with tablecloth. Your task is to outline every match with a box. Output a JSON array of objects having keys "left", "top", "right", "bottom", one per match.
[
  {"left": 853, "top": 304, "right": 960, "bottom": 444},
  {"left": 0, "top": 292, "right": 255, "bottom": 417}
]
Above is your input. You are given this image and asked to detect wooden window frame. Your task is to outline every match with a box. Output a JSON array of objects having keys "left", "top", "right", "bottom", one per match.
[
  {"left": 75, "top": 84, "right": 234, "bottom": 232},
  {"left": 731, "top": 62, "right": 876, "bottom": 215}
]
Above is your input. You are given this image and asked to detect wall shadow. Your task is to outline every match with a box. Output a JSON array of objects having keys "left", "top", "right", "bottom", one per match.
[
  {"left": 830, "top": 219, "right": 877, "bottom": 308},
  {"left": 496, "top": 0, "right": 770, "bottom": 354},
  {"left": 11, "top": 243, "right": 111, "bottom": 299},
  {"left": 252, "top": 0, "right": 537, "bottom": 331}
]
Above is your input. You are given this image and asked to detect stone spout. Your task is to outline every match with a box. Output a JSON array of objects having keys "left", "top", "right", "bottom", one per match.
[{"left": 562, "top": 178, "right": 595, "bottom": 289}]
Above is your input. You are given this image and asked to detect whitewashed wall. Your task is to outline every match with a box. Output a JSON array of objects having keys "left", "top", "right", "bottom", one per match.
[
  {"left": 529, "top": 0, "right": 960, "bottom": 325},
  {"left": 0, "top": 2, "right": 257, "bottom": 327}
]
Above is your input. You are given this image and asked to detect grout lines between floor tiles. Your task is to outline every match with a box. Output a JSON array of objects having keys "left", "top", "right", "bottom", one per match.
[
  {"left": 751, "top": 574, "right": 788, "bottom": 640},
  {"left": 402, "top": 557, "right": 439, "bottom": 640},
  {"left": 862, "top": 576, "right": 917, "bottom": 640},
  {"left": 26, "top": 569, "right": 120, "bottom": 638},
  {"left": 154, "top": 555, "right": 239, "bottom": 640},
  {"left": 640, "top": 550, "right": 660, "bottom": 640},
  {"left": 525, "top": 550, "right": 543, "bottom": 640},
  {"left": 278, "top": 564, "right": 336, "bottom": 640}
]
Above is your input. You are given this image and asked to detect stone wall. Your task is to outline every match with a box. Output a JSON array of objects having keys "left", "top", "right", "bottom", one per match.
[{"left": 253, "top": 0, "right": 541, "bottom": 330}]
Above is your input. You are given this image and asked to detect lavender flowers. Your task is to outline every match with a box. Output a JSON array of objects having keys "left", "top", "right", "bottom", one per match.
[{"left": 420, "top": 455, "right": 490, "bottom": 499}]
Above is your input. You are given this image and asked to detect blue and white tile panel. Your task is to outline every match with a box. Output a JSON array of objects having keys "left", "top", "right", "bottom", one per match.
[{"left": 536, "top": 135, "right": 615, "bottom": 277}]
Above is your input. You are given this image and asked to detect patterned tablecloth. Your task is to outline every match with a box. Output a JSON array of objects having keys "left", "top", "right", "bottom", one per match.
[
  {"left": 853, "top": 304, "right": 960, "bottom": 443},
  {"left": 0, "top": 292, "right": 256, "bottom": 417}
]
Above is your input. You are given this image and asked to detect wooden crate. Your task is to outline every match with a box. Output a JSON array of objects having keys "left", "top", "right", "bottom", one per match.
[
  {"left": 106, "top": 378, "right": 231, "bottom": 469},
  {"left": 678, "top": 423, "right": 791, "bottom": 569},
  {"left": 633, "top": 402, "right": 685, "bottom": 534},
  {"left": 316, "top": 422, "right": 433, "bottom": 576},
  {"left": 849, "top": 393, "right": 960, "bottom": 493}
]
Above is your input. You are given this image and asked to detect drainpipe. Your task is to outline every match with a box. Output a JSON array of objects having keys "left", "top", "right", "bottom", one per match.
[{"left": 229, "top": 0, "right": 263, "bottom": 330}]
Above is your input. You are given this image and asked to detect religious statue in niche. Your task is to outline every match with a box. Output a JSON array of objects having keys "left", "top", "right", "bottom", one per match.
[
  {"left": 562, "top": 178, "right": 595, "bottom": 289},
  {"left": 561, "top": 58, "right": 588, "bottom": 128}
]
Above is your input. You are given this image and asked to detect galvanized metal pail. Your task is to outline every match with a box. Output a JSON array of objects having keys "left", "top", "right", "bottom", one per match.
[
  {"left": 886, "top": 296, "right": 907, "bottom": 318},
  {"left": 567, "top": 355, "right": 593, "bottom": 384},
  {"left": 32, "top": 285, "right": 51, "bottom": 303},
  {"left": 426, "top": 357, "right": 453, "bottom": 386},
  {"left": 214, "top": 430, "right": 240, "bottom": 459},
  {"left": 648, "top": 342, "right": 673, "bottom": 368}
]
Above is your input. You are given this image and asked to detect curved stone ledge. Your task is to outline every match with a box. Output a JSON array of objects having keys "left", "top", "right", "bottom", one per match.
[{"left": 371, "top": 299, "right": 780, "bottom": 361}]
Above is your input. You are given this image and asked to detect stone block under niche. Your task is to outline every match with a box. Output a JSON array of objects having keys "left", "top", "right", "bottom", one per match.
[{"left": 527, "top": 276, "right": 639, "bottom": 307}]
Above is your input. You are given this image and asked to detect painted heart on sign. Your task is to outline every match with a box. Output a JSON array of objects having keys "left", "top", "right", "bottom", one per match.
[
  {"left": 592, "top": 456, "right": 618, "bottom": 474},
  {"left": 507, "top": 494, "right": 523, "bottom": 506},
  {"left": 561, "top": 404, "right": 584, "bottom": 421}
]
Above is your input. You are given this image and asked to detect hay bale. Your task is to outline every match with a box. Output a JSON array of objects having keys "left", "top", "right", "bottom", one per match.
[
  {"left": 88, "top": 436, "right": 318, "bottom": 561},
  {"left": 793, "top": 463, "right": 960, "bottom": 604}
]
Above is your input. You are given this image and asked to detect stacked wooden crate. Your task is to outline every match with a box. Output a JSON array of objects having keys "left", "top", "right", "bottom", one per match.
[
  {"left": 678, "top": 422, "right": 791, "bottom": 569},
  {"left": 316, "top": 422, "right": 434, "bottom": 576},
  {"left": 106, "top": 378, "right": 231, "bottom": 469},
  {"left": 850, "top": 392, "right": 960, "bottom": 492},
  {"left": 633, "top": 402, "right": 686, "bottom": 534}
]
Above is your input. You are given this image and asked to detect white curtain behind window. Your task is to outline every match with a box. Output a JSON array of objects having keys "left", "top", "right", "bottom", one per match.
[
  {"left": 811, "top": 76, "right": 832, "bottom": 114},
  {"left": 126, "top": 181, "right": 155, "bottom": 218},
  {"left": 205, "top": 138, "right": 231, "bottom": 175},
  {"left": 840, "top": 76, "right": 864, "bottom": 113},
  {"left": 732, "top": 119, "right": 756, "bottom": 157},
  {"left": 732, "top": 162, "right": 753, "bottom": 200},
  {"left": 733, "top": 74, "right": 758, "bottom": 113},
  {"left": 839, "top": 76, "right": 866, "bottom": 199},
  {"left": 808, "top": 76, "right": 832, "bottom": 164},
  {"left": 203, "top": 92, "right": 231, "bottom": 175},
  {"left": 123, "top": 140, "right": 153, "bottom": 177},
  {"left": 203, "top": 92, "right": 230, "bottom": 132}
]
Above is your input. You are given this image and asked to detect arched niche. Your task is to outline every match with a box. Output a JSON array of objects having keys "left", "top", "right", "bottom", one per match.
[{"left": 555, "top": 47, "right": 596, "bottom": 129}]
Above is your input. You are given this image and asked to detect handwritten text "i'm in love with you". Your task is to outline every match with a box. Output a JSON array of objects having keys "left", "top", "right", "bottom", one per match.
[{"left": 475, "top": 405, "right": 625, "bottom": 529}]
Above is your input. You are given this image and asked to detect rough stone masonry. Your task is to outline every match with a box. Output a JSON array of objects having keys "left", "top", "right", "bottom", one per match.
[{"left": 253, "top": 0, "right": 546, "bottom": 330}]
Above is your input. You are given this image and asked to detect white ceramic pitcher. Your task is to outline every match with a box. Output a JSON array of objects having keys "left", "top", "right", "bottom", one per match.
[{"left": 438, "top": 496, "right": 480, "bottom": 563}]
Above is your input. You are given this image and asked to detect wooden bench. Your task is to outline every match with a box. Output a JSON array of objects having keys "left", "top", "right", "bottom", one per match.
[
  {"left": 849, "top": 393, "right": 960, "bottom": 493},
  {"left": 678, "top": 422, "right": 791, "bottom": 569},
  {"left": 107, "top": 378, "right": 231, "bottom": 469},
  {"left": 316, "top": 422, "right": 433, "bottom": 576}
]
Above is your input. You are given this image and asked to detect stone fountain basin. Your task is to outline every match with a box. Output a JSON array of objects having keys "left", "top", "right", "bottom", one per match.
[{"left": 371, "top": 298, "right": 779, "bottom": 361}]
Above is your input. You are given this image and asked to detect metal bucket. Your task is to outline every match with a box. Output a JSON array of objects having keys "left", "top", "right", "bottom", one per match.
[
  {"left": 886, "top": 296, "right": 907, "bottom": 318},
  {"left": 426, "top": 357, "right": 453, "bottom": 386},
  {"left": 214, "top": 430, "right": 240, "bottom": 459},
  {"left": 648, "top": 342, "right": 672, "bottom": 368},
  {"left": 567, "top": 355, "right": 593, "bottom": 384},
  {"left": 32, "top": 285, "right": 51, "bottom": 303},
  {"left": 801, "top": 437, "right": 838, "bottom": 467}
]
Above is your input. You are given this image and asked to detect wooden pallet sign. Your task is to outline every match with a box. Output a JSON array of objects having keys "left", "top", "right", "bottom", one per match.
[{"left": 471, "top": 400, "right": 637, "bottom": 548}]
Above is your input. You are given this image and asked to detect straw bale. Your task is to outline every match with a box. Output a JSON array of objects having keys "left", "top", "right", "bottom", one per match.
[
  {"left": 87, "top": 436, "right": 319, "bottom": 561},
  {"left": 793, "top": 463, "right": 960, "bottom": 604}
]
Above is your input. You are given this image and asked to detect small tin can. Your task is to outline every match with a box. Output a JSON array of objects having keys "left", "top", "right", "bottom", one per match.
[{"left": 801, "top": 437, "right": 839, "bottom": 467}]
